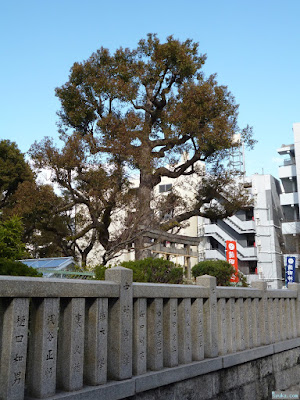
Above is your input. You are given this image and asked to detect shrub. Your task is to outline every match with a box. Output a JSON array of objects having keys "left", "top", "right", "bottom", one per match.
[
  {"left": 94, "top": 264, "right": 108, "bottom": 280},
  {"left": 94, "top": 258, "right": 184, "bottom": 284},
  {"left": 192, "top": 260, "right": 235, "bottom": 286},
  {"left": 0, "top": 258, "right": 42, "bottom": 277}
]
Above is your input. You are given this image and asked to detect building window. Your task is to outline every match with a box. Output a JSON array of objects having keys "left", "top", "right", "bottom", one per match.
[{"left": 159, "top": 184, "right": 172, "bottom": 193}]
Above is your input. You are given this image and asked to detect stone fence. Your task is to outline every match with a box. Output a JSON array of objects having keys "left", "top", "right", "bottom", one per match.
[{"left": 0, "top": 268, "right": 299, "bottom": 400}]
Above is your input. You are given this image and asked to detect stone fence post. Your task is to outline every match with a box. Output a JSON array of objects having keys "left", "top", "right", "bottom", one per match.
[
  {"left": 0, "top": 298, "right": 29, "bottom": 400},
  {"left": 251, "top": 281, "right": 269, "bottom": 345},
  {"left": 287, "top": 283, "right": 300, "bottom": 337},
  {"left": 105, "top": 267, "right": 133, "bottom": 380},
  {"left": 196, "top": 275, "right": 218, "bottom": 358}
]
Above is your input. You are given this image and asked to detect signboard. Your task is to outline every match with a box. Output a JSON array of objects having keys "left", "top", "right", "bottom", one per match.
[
  {"left": 226, "top": 240, "right": 239, "bottom": 283},
  {"left": 285, "top": 256, "right": 296, "bottom": 286}
]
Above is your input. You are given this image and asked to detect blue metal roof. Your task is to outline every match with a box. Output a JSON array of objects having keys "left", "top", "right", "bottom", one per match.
[{"left": 20, "top": 257, "right": 75, "bottom": 271}]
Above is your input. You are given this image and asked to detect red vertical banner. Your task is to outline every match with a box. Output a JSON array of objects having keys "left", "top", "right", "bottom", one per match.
[{"left": 226, "top": 241, "right": 239, "bottom": 283}]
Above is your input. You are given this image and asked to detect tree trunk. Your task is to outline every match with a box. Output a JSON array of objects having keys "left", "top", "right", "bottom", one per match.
[
  {"left": 135, "top": 169, "right": 154, "bottom": 260},
  {"left": 81, "top": 252, "right": 87, "bottom": 268}
]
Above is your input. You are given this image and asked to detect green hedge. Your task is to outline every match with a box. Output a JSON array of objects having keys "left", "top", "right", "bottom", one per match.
[
  {"left": 0, "top": 259, "right": 42, "bottom": 277},
  {"left": 191, "top": 260, "right": 235, "bottom": 286},
  {"left": 94, "top": 257, "right": 184, "bottom": 284}
]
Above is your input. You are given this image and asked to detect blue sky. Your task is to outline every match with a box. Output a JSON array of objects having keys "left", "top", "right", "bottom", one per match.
[{"left": 1, "top": 0, "right": 300, "bottom": 177}]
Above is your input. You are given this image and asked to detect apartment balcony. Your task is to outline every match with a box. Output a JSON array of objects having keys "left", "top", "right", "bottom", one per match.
[
  {"left": 282, "top": 221, "right": 300, "bottom": 235},
  {"left": 224, "top": 215, "right": 255, "bottom": 234},
  {"left": 280, "top": 192, "right": 299, "bottom": 206},
  {"left": 205, "top": 249, "right": 226, "bottom": 261},
  {"left": 204, "top": 224, "right": 257, "bottom": 260},
  {"left": 235, "top": 246, "right": 257, "bottom": 259},
  {"left": 277, "top": 144, "right": 294, "bottom": 155},
  {"left": 278, "top": 164, "right": 297, "bottom": 179}
]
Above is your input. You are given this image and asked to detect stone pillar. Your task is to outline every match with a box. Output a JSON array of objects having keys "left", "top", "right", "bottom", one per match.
[
  {"left": 0, "top": 298, "right": 29, "bottom": 400},
  {"left": 290, "top": 299, "right": 298, "bottom": 338},
  {"left": 57, "top": 298, "right": 85, "bottom": 391},
  {"left": 105, "top": 267, "right": 133, "bottom": 380},
  {"left": 251, "top": 281, "right": 269, "bottom": 345},
  {"left": 27, "top": 298, "right": 59, "bottom": 398},
  {"left": 272, "top": 298, "right": 281, "bottom": 343},
  {"left": 252, "top": 298, "right": 261, "bottom": 347},
  {"left": 147, "top": 298, "right": 163, "bottom": 371},
  {"left": 186, "top": 245, "right": 191, "bottom": 280},
  {"left": 288, "top": 283, "right": 300, "bottom": 337},
  {"left": 217, "top": 298, "right": 228, "bottom": 355},
  {"left": 178, "top": 298, "right": 192, "bottom": 364},
  {"left": 267, "top": 298, "right": 275, "bottom": 344},
  {"left": 84, "top": 298, "right": 108, "bottom": 385},
  {"left": 196, "top": 275, "right": 218, "bottom": 358},
  {"left": 243, "top": 298, "right": 253, "bottom": 349},
  {"left": 226, "top": 298, "right": 236, "bottom": 353},
  {"left": 235, "top": 298, "right": 245, "bottom": 351},
  {"left": 133, "top": 298, "right": 147, "bottom": 375},
  {"left": 163, "top": 298, "right": 178, "bottom": 368},
  {"left": 191, "top": 298, "right": 204, "bottom": 360},
  {"left": 285, "top": 299, "right": 293, "bottom": 340},
  {"left": 279, "top": 298, "right": 287, "bottom": 341}
]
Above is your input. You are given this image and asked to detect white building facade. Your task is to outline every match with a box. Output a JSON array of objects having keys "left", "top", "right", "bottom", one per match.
[
  {"left": 277, "top": 123, "right": 300, "bottom": 275},
  {"left": 199, "top": 174, "right": 284, "bottom": 288}
]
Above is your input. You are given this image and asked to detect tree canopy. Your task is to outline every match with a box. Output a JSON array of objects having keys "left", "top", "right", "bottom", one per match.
[
  {"left": 0, "top": 216, "right": 27, "bottom": 260},
  {"left": 30, "top": 34, "right": 254, "bottom": 263},
  {"left": 0, "top": 140, "right": 34, "bottom": 210},
  {"left": 95, "top": 258, "right": 183, "bottom": 284},
  {"left": 0, "top": 140, "right": 76, "bottom": 261}
]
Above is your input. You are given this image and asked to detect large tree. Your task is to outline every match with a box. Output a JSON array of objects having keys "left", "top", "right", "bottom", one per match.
[
  {"left": 30, "top": 135, "right": 135, "bottom": 265},
  {"left": 0, "top": 140, "right": 78, "bottom": 262},
  {"left": 7, "top": 180, "right": 74, "bottom": 259},
  {"left": 30, "top": 34, "right": 254, "bottom": 261}
]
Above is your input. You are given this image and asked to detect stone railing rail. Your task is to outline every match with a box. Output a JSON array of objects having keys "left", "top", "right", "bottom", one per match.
[{"left": 0, "top": 268, "right": 299, "bottom": 400}]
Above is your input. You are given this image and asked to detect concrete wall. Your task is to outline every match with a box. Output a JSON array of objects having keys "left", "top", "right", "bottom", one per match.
[
  {"left": 0, "top": 271, "right": 300, "bottom": 400},
  {"left": 127, "top": 344, "right": 300, "bottom": 400}
]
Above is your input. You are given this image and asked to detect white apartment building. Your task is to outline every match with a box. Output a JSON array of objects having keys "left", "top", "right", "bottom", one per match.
[
  {"left": 150, "top": 159, "right": 284, "bottom": 288},
  {"left": 199, "top": 174, "right": 284, "bottom": 288},
  {"left": 277, "top": 123, "right": 300, "bottom": 277}
]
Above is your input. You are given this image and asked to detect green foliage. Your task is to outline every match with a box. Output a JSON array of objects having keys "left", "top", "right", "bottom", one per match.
[
  {"left": 0, "top": 140, "right": 34, "bottom": 209},
  {"left": 121, "top": 258, "right": 183, "bottom": 283},
  {"left": 8, "top": 180, "right": 74, "bottom": 260},
  {"left": 0, "top": 216, "right": 27, "bottom": 260},
  {"left": 94, "top": 264, "right": 108, "bottom": 280},
  {"left": 94, "top": 258, "right": 184, "bottom": 284},
  {"left": 0, "top": 259, "right": 42, "bottom": 277},
  {"left": 192, "top": 260, "right": 235, "bottom": 286},
  {"left": 0, "top": 139, "right": 75, "bottom": 261}
]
